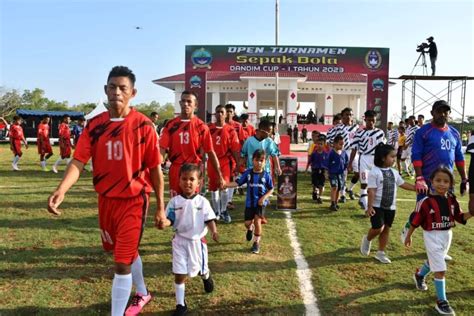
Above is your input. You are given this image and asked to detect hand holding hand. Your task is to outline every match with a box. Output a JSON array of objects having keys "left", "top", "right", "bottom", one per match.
[{"left": 415, "top": 176, "right": 428, "bottom": 194}]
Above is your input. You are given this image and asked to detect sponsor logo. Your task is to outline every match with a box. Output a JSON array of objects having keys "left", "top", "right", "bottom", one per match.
[
  {"left": 372, "top": 78, "right": 384, "bottom": 91},
  {"left": 191, "top": 48, "right": 212, "bottom": 69},
  {"left": 365, "top": 49, "right": 382, "bottom": 71},
  {"left": 189, "top": 75, "right": 202, "bottom": 88}
]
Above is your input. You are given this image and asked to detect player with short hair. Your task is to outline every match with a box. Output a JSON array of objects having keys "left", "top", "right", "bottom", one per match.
[
  {"left": 159, "top": 163, "right": 218, "bottom": 316},
  {"left": 52, "top": 114, "right": 72, "bottom": 173},
  {"left": 37, "top": 115, "right": 53, "bottom": 171},
  {"left": 8, "top": 116, "right": 28, "bottom": 171},
  {"left": 404, "top": 167, "right": 472, "bottom": 315},
  {"left": 240, "top": 113, "right": 256, "bottom": 142},
  {"left": 240, "top": 119, "right": 282, "bottom": 177},
  {"left": 348, "top": 110, "right": 386, "bottom": 210},
  {"left": 227, "top": 149, "right": 274, "bottom": 254},
  {"left": 208, "top": 104, "right": 240, "bottom": 223},
  {"left": 47, "top": 66, "right": 165, "bottom": 316},
  {"left": 402, "top": 115, "right": 418, "bottom": 177},
  {"left": 306, "top": 134, "right": 328, "bottom": 203},
  {"left": 160, "top": 91, "right": 224, "bottom": 197},
  {"left": 72, "top": 116, "right": 85, "bottom": 147},
  {"left": 327, "top": 135, "right": 349, "bottom": 211},
  {"left": 326, "top": 113, "right": 342, "bottom": 146}
]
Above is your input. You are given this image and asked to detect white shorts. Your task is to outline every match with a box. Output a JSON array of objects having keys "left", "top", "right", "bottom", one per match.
[
  {"left": 423, "top": 229, "right": 452, "bottom": 272},
  {"left": 358, "top": 154, "right": 374, "bottom": 184},
  {"left": 348, "top": 149, "right": 359, "bottom": 173},
  {"left": 172, "top": 234, "right": 209, "bottom": 277},
  {"left": 401, "top": 146, "right": 411, "bottom": 160}
]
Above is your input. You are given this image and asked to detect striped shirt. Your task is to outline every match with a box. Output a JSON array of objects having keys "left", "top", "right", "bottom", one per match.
[
  {"left": 387, "top": 128, "right": 399, "bottom": 148},
  {"left": 327, "top": 123, "right": 359, "bottom": 150},
  {"left": 351, "top": 128, "right": 386, "bottom": 155},
  {"left": 326, "top": 124, "right": 342, "bottom": 145},
  {"left": 411, "top": 194, "right": 466, "bottom": 231},
  {"left": 405, "top": 124, "right": 419, "bottom": 147}
]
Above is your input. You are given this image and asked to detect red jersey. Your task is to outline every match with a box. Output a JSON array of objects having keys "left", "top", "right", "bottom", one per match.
[
  {"left": 412, "top": 194, "right": 466, "bottom": 231},
  {"left": 241, "top": 124, "right": 256, "bottom": 141},
  {"left": 9, "top": 124, "right": 24, "bottom": 140},
  {"left": 74, "top": 109, "right": 161, "bottom": 198},
  {"left": 160, "top": 116, "right": 213, "bottom": 164},
  {"left": 228, "top": 120, "right": 245, "bottom": 144},
  {"left": 59, "top": 123, "right": 71, "bottom": 146},
  {"left": 37, "top": 123, "right": 50, "bottom": 141},
  {"left": 208, "top": 123, "right": 240, "bottom": 160}
]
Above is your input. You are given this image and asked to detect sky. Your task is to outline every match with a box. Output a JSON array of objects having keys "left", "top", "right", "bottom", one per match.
[{"left": 1, "top": 0, "right": 473, "bottom": 121}]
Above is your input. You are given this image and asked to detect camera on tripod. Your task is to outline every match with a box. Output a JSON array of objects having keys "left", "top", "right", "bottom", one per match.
[{"left": 416, "top": 42, "right": 429, "bottom": 53}]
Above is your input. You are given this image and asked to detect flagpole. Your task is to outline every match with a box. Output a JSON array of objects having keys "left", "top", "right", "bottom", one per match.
[{"left": 274, "top": 0, "right": 279, "bottom": 133}]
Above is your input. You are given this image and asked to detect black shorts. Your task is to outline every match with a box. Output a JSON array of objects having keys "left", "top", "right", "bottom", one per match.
[
  {"left": 311, "top": 169, "right": 326, "bottom": 187},
  {"left": 329, "top": 173, "right": 344, "bottom": 190},
  {"left": 396, "top": 147, "right": 403, "bottom": 159},
  {"left": 244, "top": 206, "right": 265, "bottom": 221},
  {"left": 370, "top": 207, "right": 396, "bottom": 229}
]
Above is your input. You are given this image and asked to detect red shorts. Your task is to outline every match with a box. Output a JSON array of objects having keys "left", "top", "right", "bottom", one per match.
[
  {"left": 169, "top": 163, "right": 201, "bottom": 197},
  {"left": 11, "top": 140, "right": 22, "bottom": 157},
  {"left": 208, "top": 157, "right": 232, "bottom": 191},
  {"left": 60, "top": 145, "right": 71, "bottom": 159},
  {"left": 98, "top": 192, "right": 149, "bottom": 264},
  {"left": 37, "top": 141, "right": 53, "bottom": 155}
]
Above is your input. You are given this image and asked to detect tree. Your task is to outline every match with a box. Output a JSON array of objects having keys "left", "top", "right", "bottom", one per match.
[
  {"left": 0, "top": 88, "right": 22, "bottom": 118},
  {"left": 21, "top": 88, "right": 49, "bottom": 110}
]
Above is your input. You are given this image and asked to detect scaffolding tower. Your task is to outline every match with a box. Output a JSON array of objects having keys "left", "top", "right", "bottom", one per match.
[{"left": 396, "top": 75, "right": 473, "bottom": 136}]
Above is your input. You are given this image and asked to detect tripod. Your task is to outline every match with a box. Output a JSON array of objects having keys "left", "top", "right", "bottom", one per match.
[{"left": 411, "top": 51, "right": 428, "bottom": 75}]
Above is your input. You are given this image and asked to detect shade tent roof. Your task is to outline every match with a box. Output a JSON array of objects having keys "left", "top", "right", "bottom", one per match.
[
  {"left": 84, "top": 102, "right": 108, "bottom": 120},
  {"left": 16, "top": 109, "right": 84, "bottom": 119}
]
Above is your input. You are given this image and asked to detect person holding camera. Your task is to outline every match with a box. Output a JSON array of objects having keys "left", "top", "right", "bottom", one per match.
[{"left": 427, "top": 36, "right": 438, "bottom": 76}]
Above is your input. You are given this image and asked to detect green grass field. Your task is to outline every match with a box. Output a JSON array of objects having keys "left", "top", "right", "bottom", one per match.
[{"left": 0, "top": 143, "right": 473, "bottom": 315}]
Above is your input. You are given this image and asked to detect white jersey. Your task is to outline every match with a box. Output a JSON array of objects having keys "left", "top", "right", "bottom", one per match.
[
  {"left": 405, "top": 125, "right": 419, "bottom": 146},
  {"left": 327, "top": 123, "right": 359, "bottom": 151},
  {"left": 166, "top": 194, "right": 216, "bottom": 240},
  {"left": 387, "top": 129, "right": 399, "bottom": 148},
  {"left": 351, "top": 128, "right": 386, "bottom": 155},
  {"left": 367, "top": 167, "right": 404, "bottom": 210}
]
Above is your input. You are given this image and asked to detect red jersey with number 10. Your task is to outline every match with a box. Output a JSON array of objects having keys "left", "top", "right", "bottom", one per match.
[
  {"left": 73, "top": 109, "right": 161, "bottom": 198},
  {"left": 160, "top": 116, "right": 213, "bottom": 164}
]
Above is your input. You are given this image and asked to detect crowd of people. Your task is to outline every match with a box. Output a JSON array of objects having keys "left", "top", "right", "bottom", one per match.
[{"left": 2, "top": 65, "right": 473, "bottom": 315}]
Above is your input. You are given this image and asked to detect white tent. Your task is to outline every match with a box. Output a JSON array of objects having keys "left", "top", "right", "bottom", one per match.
[{"left": 85, "top": 101, "right": 108, "bottom": 120}]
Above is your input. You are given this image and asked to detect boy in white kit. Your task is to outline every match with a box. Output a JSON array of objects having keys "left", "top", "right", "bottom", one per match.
[{"left": 160, "top": 163, "right": 218, "bottom": 316}]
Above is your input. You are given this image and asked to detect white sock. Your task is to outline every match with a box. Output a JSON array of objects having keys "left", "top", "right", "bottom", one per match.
[
  {"left": 349, "top": 181, "right": 356, "bottom": 191},
  {"left": 360, "top": 189, "right": 368, "bottom": 210},
  {"left": 111, "top": 273, "right": 132, "bottom": 316},
  {"left": 228, "top": 188, "right": 235, "bottom": 202},
  {"left": 53, "top": 158, "right": 62, "bottom": 167},
  {"left": 201, "top": 271, "right": 210, "bottom": 280},
  {"left": 220, "top": 189, "right": 229, "bottom": 213},
  {"left": 40, "top": 161, "right": 46, "bottom": 168},
  {"left": 131, "top": 255, "right": 147, "bottom": 295},
  {"left": 13, "top": 156, "right": 20, "bottom": 165},
  {"left": 174, "top": 283, "right": 185, "bottom": 306},
  {"left": 66, "top": 158, "right": 72, "bottom": 164},
  {"left": 210, "top": 191, "right": 220, "bottom": 215}
]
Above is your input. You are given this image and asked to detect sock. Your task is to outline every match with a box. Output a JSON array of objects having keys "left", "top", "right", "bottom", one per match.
[
  {"left": 131, "top": 255, "right": 147, "bottom": 295},
  {"left": 111, "top": 273, "right": 133, "bottom": 316},
  {"left": 13, "top": 155, "right": 20, "bottom": 165},
  {"left": 254, "top": 234, "right": 261, "bottom": 243},
  {"left": 210, "top": 191, "right": 220, "bottom": 216},
  {"left": 40, "top": 161, "right": 46, "bottom": 169},
  {"left": 360, "top": 189, "right": 368, "bottom": 209},
  {"left": 341, "top": 171, "right": 348, "bottom": 196},
  {"left": 201, "top": 271, "right": 210, "bottom": 280},
  {"left": 219, "top": 189, "right": 229, "bottom": 213},
  {"left": 53, "top": 158, "right": 62, "bottom": 167},
  {"left": 228, "top": 188, "right": 235, "bottom": 203},
  {"left": 434, "top": 278, "right": 447, "bottom": 301},
  {"left": 66, "top": 158, "right": 71, "bottom": 164},
  {"left": 349, "top": 179, "right": 357, "bottom": 191},
  {"left": 418, "top": 261, "right": 431, "bottom": 277},
  {"left": 174, "top": 283, "right": 185, "bottom": 306}
]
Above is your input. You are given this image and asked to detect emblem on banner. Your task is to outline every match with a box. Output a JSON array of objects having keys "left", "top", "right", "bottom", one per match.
[
  {"left": 365, "top": 50, "right": 382, "bottom": 71},
  {"left": 372, "top": 78, "right": 384, "bottom": 91},
  {"left": 189, "top": 75, "right": 202, "bottom": 88},
  {"left": 191, "top": 48, "right": 213, "bottom": 69}
]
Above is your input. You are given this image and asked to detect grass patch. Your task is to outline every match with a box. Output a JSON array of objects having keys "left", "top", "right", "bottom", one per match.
[{"left": 0, "top": 144, "right": 473, "bottom": 315}]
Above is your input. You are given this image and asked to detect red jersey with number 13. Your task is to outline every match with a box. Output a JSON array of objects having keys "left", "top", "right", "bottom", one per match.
[
  {"left": 160, "top": 116, "right": 213, "bottom": 164},
  {"left": 73, "top": 109, "right": 161, "bottom": 198}
]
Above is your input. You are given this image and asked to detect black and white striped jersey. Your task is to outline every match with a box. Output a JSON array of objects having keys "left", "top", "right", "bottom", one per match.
[
  {"left": 405, "top": 125, "right": 419, "bottom": 146},
  {"left": 351, "top": 128, "right": 386, "bottom": 155},
  {"left": 387, "top": 129, "right": 399, "bottom": 147},
  {"left": 326, "top": 123, "right": 343, "bottom": 145},
  {"left": 343, "top": 124, "right": 360, "bottom": 151}
]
